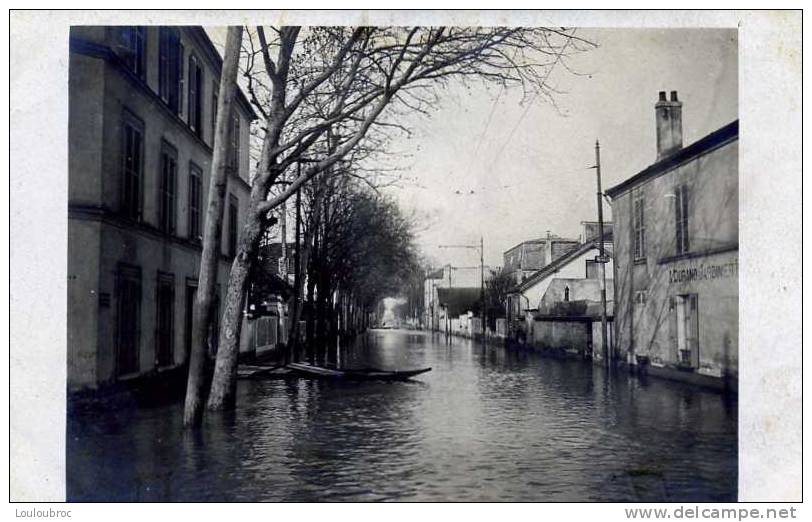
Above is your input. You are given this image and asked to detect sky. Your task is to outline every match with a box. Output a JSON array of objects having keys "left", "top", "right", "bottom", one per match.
[
  {"left": 383, "top": 28, "right": 738, "bottom": 269},
  {"left": 210, "top": 27, "right": 738, "bottom": 271}
]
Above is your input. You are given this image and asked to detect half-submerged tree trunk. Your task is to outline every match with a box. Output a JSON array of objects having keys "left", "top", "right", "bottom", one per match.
[
  {"left": 206, "top": 207, "right": 266, "bottom": 410},
  {"left": 183, "top": 25, "right": 243, "bottom": 427}
]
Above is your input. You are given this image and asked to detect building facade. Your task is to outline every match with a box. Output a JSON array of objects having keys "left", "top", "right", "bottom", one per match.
[
  {"left": 68, "top": 26, "right": 256, "bottom": 391},
  {"left": 503, "top": 234, "right": 580, "bottom": 285},
  {"left": 606, "top": 91, "right": 738, "bottom": 388},
  {"left": 505, "top": 236, "right": 614, "bottom": 349},
  {"left": 423, "top": 264, "right": 493, "bottom": 331}
]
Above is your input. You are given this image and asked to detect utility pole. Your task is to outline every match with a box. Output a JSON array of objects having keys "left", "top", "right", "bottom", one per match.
[
  {"left": 480, "top": 236, "right": 485, "bottom": 340},
  {"left": 594, "top": 140, "right": 610, "bottom": 366},
  {"left": 291, "top": 163, "right": 302, "bottom": 362}
]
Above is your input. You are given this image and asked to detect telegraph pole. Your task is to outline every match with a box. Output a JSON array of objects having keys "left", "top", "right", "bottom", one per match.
[
  {"left": 480, "top": 236, "right": 485, "bottom": 340},
  {"left": 594, "top": 140, "right": 610, "bottom": 366},
  {"left": 290, "top": 162, "right": 302, "bottom": 362}
]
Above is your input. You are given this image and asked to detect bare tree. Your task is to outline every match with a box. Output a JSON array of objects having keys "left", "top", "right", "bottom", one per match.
[
  {"left": 183, "top": 26, "right": 245, "bottom": 427},
  {"left": 205, "top": 26, "right": 595, "bottom": 411}
]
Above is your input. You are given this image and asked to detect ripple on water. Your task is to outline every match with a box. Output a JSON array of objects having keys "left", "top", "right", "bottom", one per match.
[{"left": 68, "top": 330, "right": 737, "bottom": 502}]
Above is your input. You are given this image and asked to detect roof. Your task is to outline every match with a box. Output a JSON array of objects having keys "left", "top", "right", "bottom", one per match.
[
  {"left": 605, "top": 120, "right": 739, "bottom": 198},
  {"left": 436, "top": 287, "right": 482, "bottom": 316},
  {"left": 513, "top": 238, "right": 613, "bottom": 292},
  {"left": 504, "top": 235, "right": 580, "bottom": 256}
]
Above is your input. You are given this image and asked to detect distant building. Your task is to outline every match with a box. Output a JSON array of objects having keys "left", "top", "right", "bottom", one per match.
[
  {"left": 505, "top": 237, "right": 614, "bottom": 353},
  {"left": 606, "top": 91, "right": 738, "bottom": 389},
  {"left": 423, "top": 264, "right": 493, "bottom": 331},
  {"left": 580, "top": 221, "right": 613, "bottom": 243},
  {"left": 244, "top": 241, "right": 295, "bottom": 355},
  {"left": 502, "top": 233, "right": 580, "bottom": 284},
  {"left": 436, "top": 287, "right": 482, "bottom": 337},
  {"left": 68, "top": 26, "right": 256, "bottom": 391}
]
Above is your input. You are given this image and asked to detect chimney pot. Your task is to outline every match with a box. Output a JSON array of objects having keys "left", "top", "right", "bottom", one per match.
[{"left": 655, "top": 91, "right": 683, "bottom": 160}]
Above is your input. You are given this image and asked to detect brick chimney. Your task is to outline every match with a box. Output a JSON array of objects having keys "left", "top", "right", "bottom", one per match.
[{"left": 655, "top": 90, "right": 683, "bottom": 160}]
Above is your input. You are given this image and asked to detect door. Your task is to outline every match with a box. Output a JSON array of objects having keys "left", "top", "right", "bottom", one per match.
[
  {"left": 674, "top": 294, "right": 699, "bottom": 368},
  {"left": 155, "top": 274, "right": 175, "bottom": 367},
  {"left": 184, "top": 282, "right": 197, "bottom": 363},
  {"left": 116, "top": 266, "right": 141, "bottom": 377}
]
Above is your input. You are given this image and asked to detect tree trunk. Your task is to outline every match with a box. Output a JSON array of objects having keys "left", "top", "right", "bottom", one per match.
[
  {"left": 206, "top": 207, "right": 265, "bottom": 410},
  {"left": 183, "top": 26, "right": 243, "bottom": 428}
]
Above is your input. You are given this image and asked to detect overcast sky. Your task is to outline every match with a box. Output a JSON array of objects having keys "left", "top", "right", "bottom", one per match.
[
  {"left": 211, "top": 27, "right": 737, "bottom": 270},
  {"left": 384, "top": 28, "right": 738, "bottom": 269}
]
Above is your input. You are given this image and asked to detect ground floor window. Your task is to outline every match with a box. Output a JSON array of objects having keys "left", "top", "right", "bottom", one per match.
[
  {"left": 116, "top": 264, "right": 142, "bottom": 376},
  {"left": 155, "top": 272, "right": 175, "bottom": 367}
]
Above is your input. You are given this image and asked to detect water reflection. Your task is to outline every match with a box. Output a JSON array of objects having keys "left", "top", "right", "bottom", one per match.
[{"left": 68, "top": 329, "right": 736, "bottom": 501}]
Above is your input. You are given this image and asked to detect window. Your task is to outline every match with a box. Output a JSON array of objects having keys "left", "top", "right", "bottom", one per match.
[
  {"left": 228, "top": 194, "right": 239, "bottom": 257},
  {"left": 635, "top": 290, "right": 648, "bottom": 306},
  {"left": 675, "top": 184, "right": 690, "bottom": 255},
  {"left": 211, "top": 80, "right": 219, "bottom": 144},
  {"left": 158, "top": 141, "right": 178, "bottom": 233},
  {"left": 227, "top": 112, "right": 240, "bottom": 174},
  {"left": 155, "top": 272, "right": 175, "bottom": 367},
  {"left": 113, "top": 26, "right": 146, "bottom": 78},
  {"left": 120, "top": 112, "right": 144, "bottom": 220},
  {"left": 586, "top": 259, "right": 598, "bottom": 279},
  {"left": 633, "top": 191, "right": 646, "bottom": 260},
  {"left": 188, "top": 162, "right": 202, "bottom": 241},
  {"left": 187, "top": 54, "right": 204, "bottom": 137},
  {"left": 158, "top": 27, "right": 183, "bottom": 114},
  {"left": 116, "top": 264, "right": 141, "bottom": 376}
]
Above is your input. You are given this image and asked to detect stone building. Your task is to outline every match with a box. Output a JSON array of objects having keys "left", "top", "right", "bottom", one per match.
[
  {"left": 502, "top": 233, "right": 580, "bottom": 285},
  {"left": 68, "top": 26, "right": 256, "bottom": 391},
  {"left": 505, "top": 233, "right": 614, "bottom": 353},
  {"left": 606, "top": 91, "right": 738, "bottom": 389}
]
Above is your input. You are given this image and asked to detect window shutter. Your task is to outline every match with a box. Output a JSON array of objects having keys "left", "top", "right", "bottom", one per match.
[{"left": 179, "top": 43, "right": 186, "bottom": 119}]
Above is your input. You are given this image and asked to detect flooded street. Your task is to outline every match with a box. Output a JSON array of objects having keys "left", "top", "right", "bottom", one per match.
[{"left": 68, "top": 329, "right": 737, "bottom": 502}]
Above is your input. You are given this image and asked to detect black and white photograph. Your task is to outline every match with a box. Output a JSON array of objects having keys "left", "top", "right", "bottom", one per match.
[{"left": 8, "top": 8, "right": 803, "bottom": 510}]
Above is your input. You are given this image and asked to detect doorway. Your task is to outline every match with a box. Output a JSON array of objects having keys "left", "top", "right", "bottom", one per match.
[{"left": 675, "top": 294, "right": 699, "bottom": 368}]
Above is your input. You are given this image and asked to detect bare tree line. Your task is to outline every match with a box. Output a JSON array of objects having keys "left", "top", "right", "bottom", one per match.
[{"left": 184, "top": 25, "right": 595, "bottom": 427}]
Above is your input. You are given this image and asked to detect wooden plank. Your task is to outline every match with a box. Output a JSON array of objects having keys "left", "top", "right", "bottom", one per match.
[{"left": 287, "top": 362, "right": 345, "bottom": 377}]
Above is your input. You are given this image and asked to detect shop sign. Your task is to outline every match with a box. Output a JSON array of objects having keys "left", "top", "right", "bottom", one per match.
[{"left": 668, "top": 259, "right": 738, "bottom": 284}]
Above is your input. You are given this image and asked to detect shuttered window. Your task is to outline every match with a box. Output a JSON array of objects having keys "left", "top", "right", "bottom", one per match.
[
  {"left": 675, "top": 184, "right": 690, "bottom": 254},
  {"left": 633, "top": 191, "right": 646, "bottom": 260},
  {"left": 188, "top": 163, "right": 202, "bottom": 241},
  {"left": 114, "top": 26, "right": 146, "bottom": 79},
  {"left": 158, "top": 27, "right": 182, "bottom": 114},
  {"left": 228, "top": 194, "right": 239, "bottom": 257},
  {"left": 120, "top": 112, "right": 144, "bottom": 221},
  {"left": 188, "top": 54, "right": 204, "bottom": 137},
  {"left": 159, "top": 141, "right": 178, "bottom": 234},
  {"left": 227, "top": 112, "right": 240, "bottom": 174}
]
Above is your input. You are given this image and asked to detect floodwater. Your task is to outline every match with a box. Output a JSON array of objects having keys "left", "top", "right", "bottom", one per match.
[{"left": 67, "top": 329, "right": 737, "bottom": 502}]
